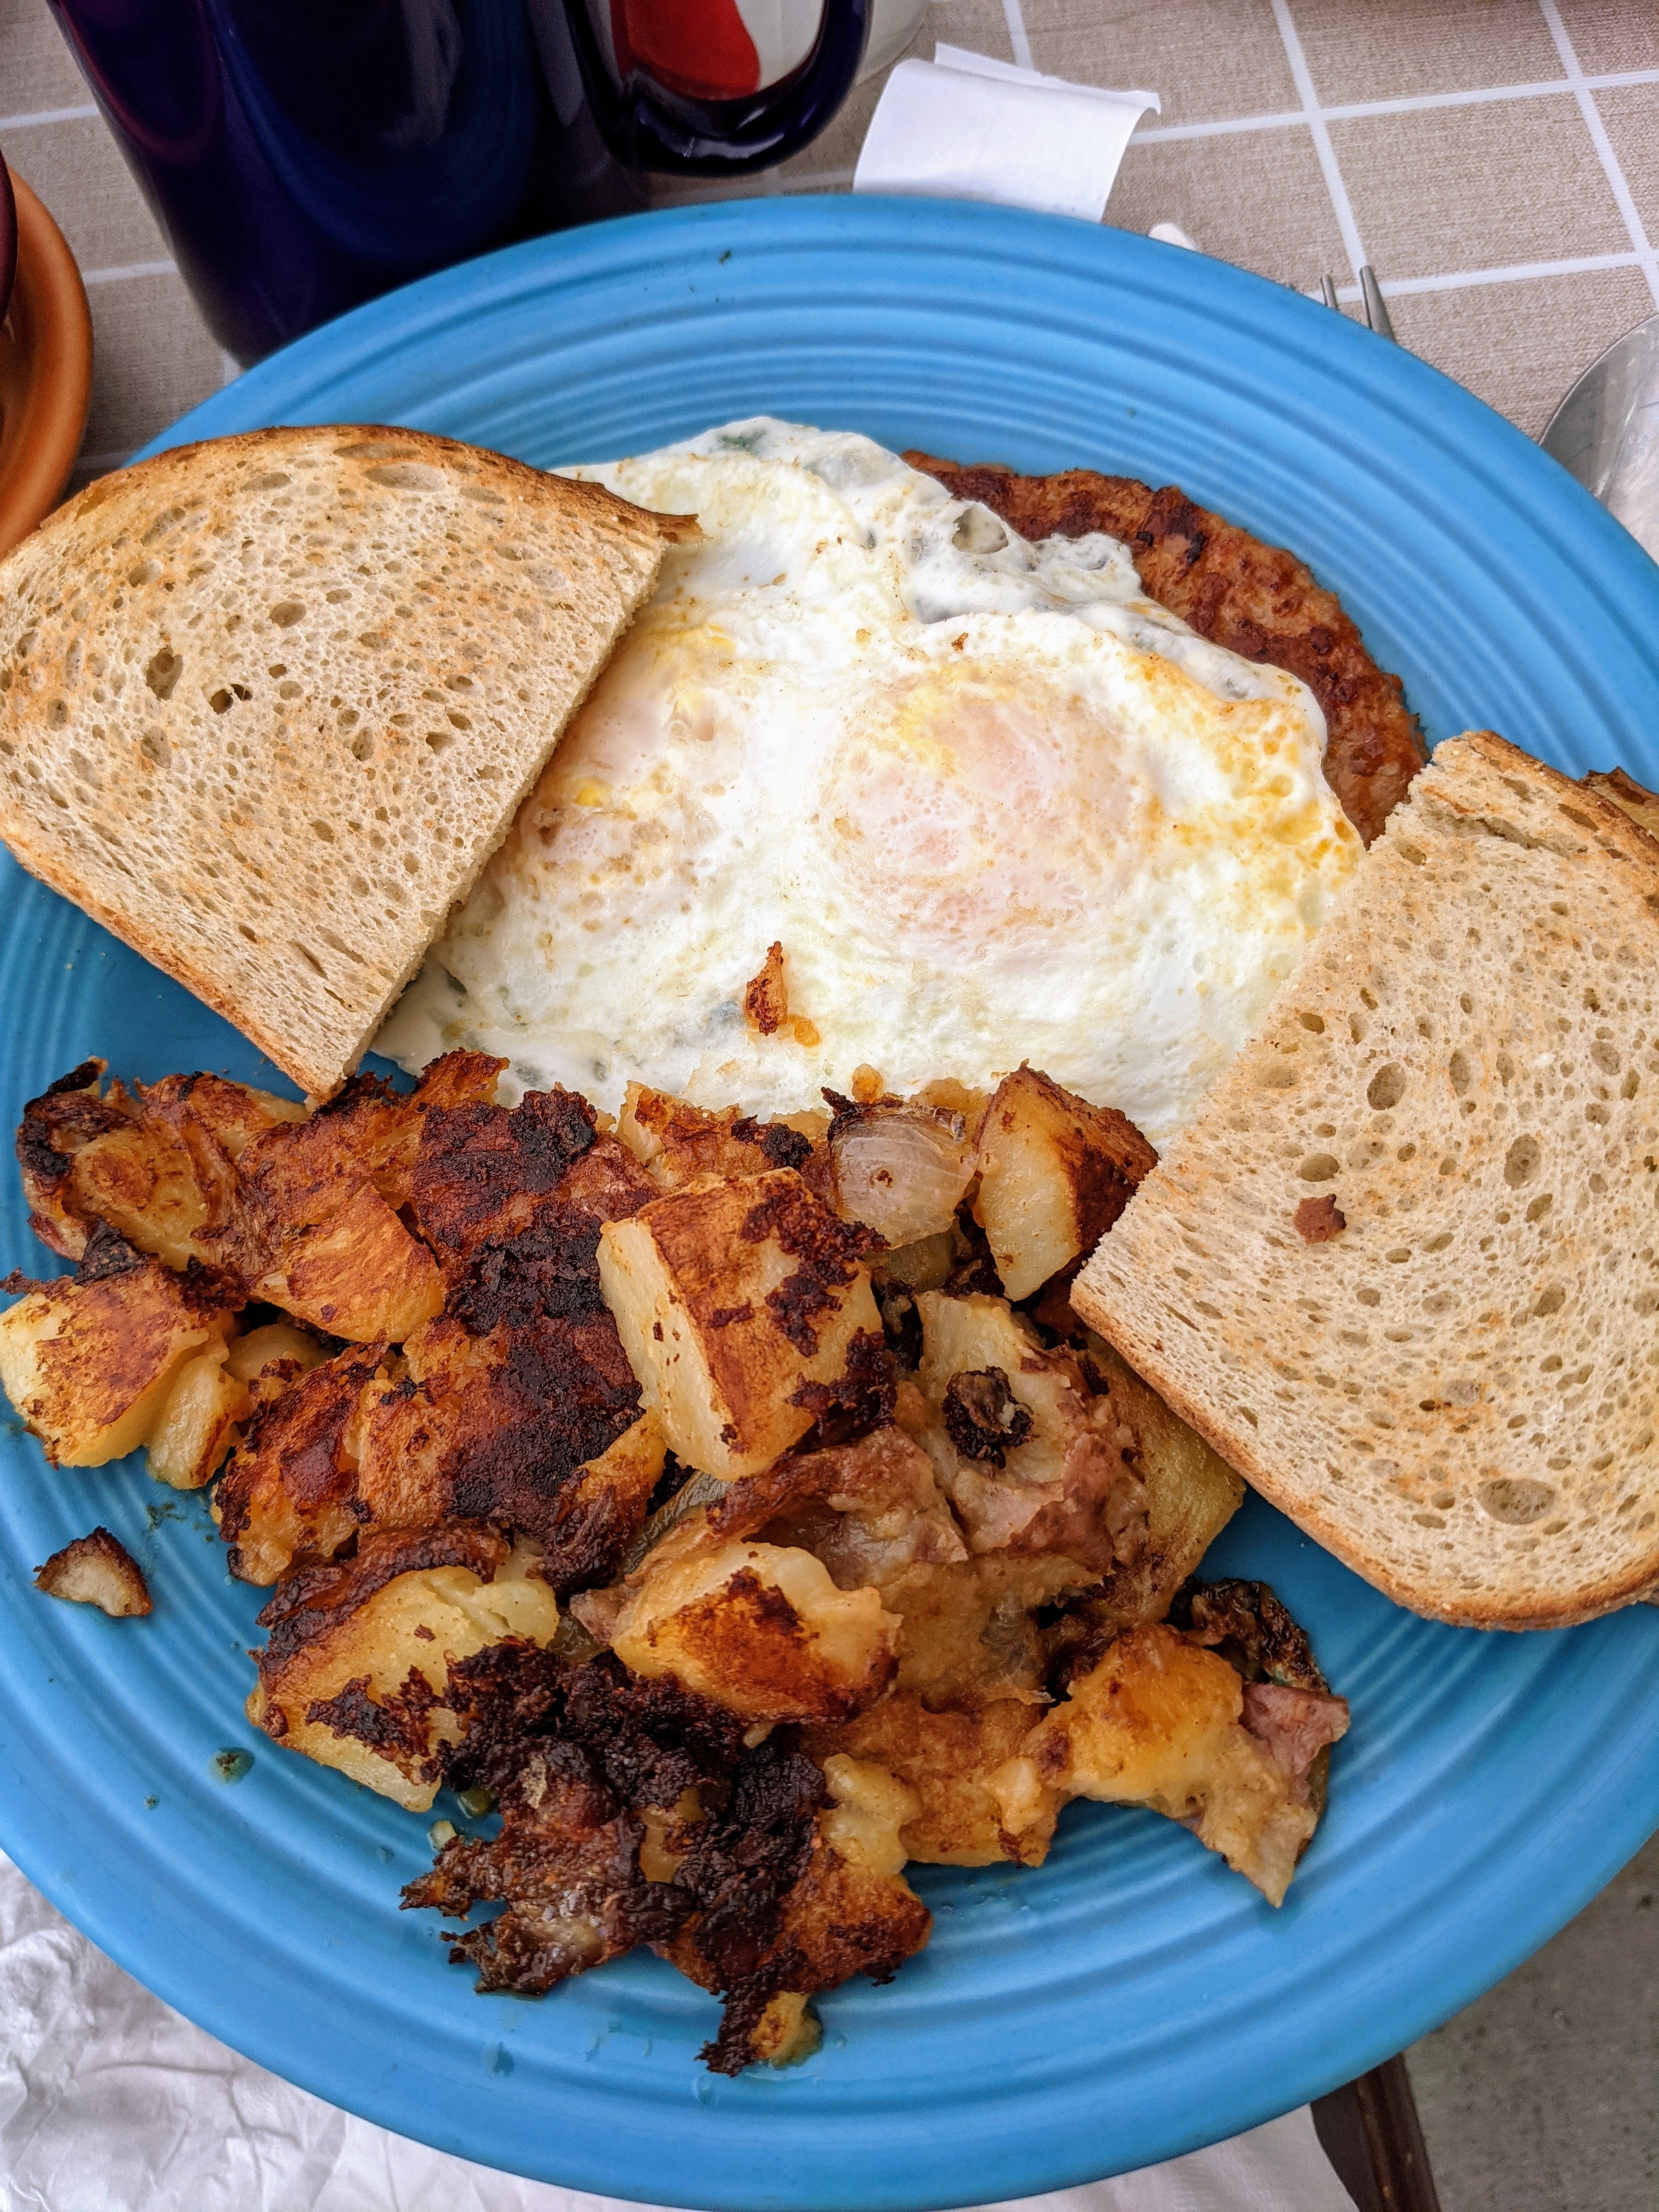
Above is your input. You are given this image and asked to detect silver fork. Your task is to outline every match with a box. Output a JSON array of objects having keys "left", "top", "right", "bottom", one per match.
[{"left": 1321, "top": 267, "right": 1397, "bottom": 341}]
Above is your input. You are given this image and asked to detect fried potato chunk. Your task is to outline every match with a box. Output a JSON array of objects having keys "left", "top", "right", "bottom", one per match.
[
  {"left": 215, "top": 1342, "right": 386, "bottom": 1584},
  {"left": 599, "top": 1170, "right": 882, "bottom": 1480},
  {"left": 807, "top": 1694, "right": 1060, "bottom": 1867},
  {"left": 15, "top": 1060, "right": 304, "bottom": 1265},
  {"left": 410, "top": 1085, "right": 653, "bottom": 1282},
  {"left": 616, "top": 1085, "right": 823, "bottom": 1193},
  {"left": 914, "top": 1292, "right": 1150, "bottom": 1574},
  {"left": 0, "top": 1239, "right": 234, "bottom": 1468},
  {"left": 1024, "top": 1623, "right": 1342, "bottom": 1905},
  {"left": 34, "top": 1526, "right": 151, "bottom": 1617},
  {"left": 198, "top": 1056, "right": 501, "bottom": 1338},
  {"left": 146, "top": 1340, "right": 249, "bottom": 1490},
  {"left": 354, "top": 1316, "right": 652, "bottom": 1592},
  {"left": 971, "top": 1068, "right": 1155, "bottom": 1302},
  {"left": 247, "top": 1526, "right": 559, "bottom": 1811},
  {"left": 251, "top": 1181, "right": 442, "bottom": 1342},
  {"left": 607, "top": 1539, "right": 899, "bottom": 1724}
]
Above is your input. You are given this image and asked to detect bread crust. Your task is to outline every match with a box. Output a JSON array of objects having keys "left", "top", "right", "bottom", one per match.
[
  {"left": 1075, "top": 731, "right": 1659, "bottom": 1629},
  {"left": 0, "top": 425, "right": 692, "bottom": 1098},
  {"left": 907, "top": 453, "right": 1424, "bottom": 848}
]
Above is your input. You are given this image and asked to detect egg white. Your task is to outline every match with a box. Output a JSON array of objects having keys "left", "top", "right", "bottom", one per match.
[{"left": 379, "top": 420, "right": 1360, "bottom": 1146}]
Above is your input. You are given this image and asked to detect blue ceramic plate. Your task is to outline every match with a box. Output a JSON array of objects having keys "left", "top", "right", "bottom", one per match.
[{"left": 3, "top": 198, "right": 1657, "bottom": 2209}]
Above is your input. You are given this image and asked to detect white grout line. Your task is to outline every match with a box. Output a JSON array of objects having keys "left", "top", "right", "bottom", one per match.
[
  {"left": 0, "top": 103, "right": 98, "bottom": 130},
  {"left": 999, "top": 0, "right": 1034, "bottom": 73},
  {"left": 1267, "top": 0, "right": 1366, "bottom": 280},
  {"left": 1537, "top": 0, "right": 1659, "bottom": 309},
  {"left": 80, "top": 258, "right": 177, "bottom": 286},
  {"left": 1135, "top": 68, "right": 1659, "bottom": 145},
  {"left": 1322, "top": 248, "right": 1651, "bottom": 302}
]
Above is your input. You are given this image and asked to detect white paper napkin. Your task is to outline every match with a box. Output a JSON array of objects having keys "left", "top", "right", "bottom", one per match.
[
  {"left": 853, "top": 45, "right": 1159, "bottom": 223},
  {"left": 0, "top": 1850, "right": 1358, "bottom": 2212}
]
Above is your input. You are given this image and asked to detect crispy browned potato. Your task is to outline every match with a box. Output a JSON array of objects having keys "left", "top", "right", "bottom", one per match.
[
  {"left": 215, "top": 1341, "right": 387, "bottom": 1584},
  {"left": 806, "top": 1692, "right": 1059, "bottom": 1867},
  {"left": 971, "top": 1067, "right": 1156, "bottom": 1301},
  {"left": 247, "top": 1525, "right": 559, "bottom": 1810},
  {"left": 146, "top": 1339, "right": 251, "bottom": 1489},
  {"left": 605, "top": 1538, "right": 899, "bottom": 1724},
  {"left": 15, "top": 1060, "right": 304, "bottom": 1264},
  {"left": 353, "top": 1316, "right": 650, "bottom": 1589},
  {"left": 616, "top": 1085, "right": 823, "bottom": 1193},
  {"left": 358, "top": 1300, "right": 641, "bottom": 1548},
  {"left": 34, "top": 1526, "right": 151, "bottom": 1617},
  {"left": 198, "top": 1054, "right": 502, "bottom": 1336},
  {"left": 410, "top": 1085, "right": 653, "bottom": 1278},
  {"left": 907, "top": 453, "right": 1425, "bottom": 846},
  {"left": 0, "top": 1238, "right": 235, "bottom": 1468},
  {"left": 1023, "top": 1622, "right": 1347, "bottom": 1905},
  {"left": 663, "top": 1743, "right": 931, "bottom": 2074},
  {"left": 599, "top": 1170, "right": 883, "bottom": 1479}
]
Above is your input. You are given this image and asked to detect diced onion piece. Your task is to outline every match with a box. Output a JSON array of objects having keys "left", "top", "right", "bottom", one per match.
[{"left": 830, "top": 1106, "right": 974, "bottom": 1245}]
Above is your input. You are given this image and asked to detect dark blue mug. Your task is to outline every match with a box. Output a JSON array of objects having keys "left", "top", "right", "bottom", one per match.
[{"left": 47, "top": 0, "right": 870, "bottom": 363}]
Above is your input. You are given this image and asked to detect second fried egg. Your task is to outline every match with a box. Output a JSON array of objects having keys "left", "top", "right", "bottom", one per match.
[{"left": 379, "top": 420, "right": 1360, "bottom": 1146}]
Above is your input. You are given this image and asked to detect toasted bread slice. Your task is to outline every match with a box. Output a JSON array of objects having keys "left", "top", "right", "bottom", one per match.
[
  {"left": 0, "top": 427, "right": 692, "bottom": 1096},
  {"left": 1075, "top": 731, "right": 1659, "bottom": 1629}
]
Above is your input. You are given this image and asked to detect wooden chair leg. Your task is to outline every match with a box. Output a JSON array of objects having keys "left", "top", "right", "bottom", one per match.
[{"left": 1311, "top": 2055, "right": 1442, "bottom": 2212}]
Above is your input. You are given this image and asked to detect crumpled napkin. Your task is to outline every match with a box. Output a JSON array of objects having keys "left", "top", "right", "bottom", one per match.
[
  {"left": 0, "top": 1852, "right": 1355, "bottom": 2212},
  {"left": 853, "top": 46, "right": 1158, "bottom": 222}
]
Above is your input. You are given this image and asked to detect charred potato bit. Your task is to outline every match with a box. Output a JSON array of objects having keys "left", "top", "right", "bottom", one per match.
[
  {"left": 0, "top": 1234, "right": 235, "bottom": 1468},
  {"left": 971, "top": 1067, "right": 1156, "bottom": 1302},
  {"left": 410, "top": 1084, "right": 652, "bottom": 1283},
  {"left": 407, "top": 1643, "right": 927, "bottom": 2070},
  {"left": 215, "top": 1342, "right": 387, "bottom": 1584},
  {"left": 605, "top": 1538, "right": 899, "bottom": 1724},
  {"left": 1023, "top": 1622, "right": 1347, "bottom": 1905},
  {"left": 247, "top": 1525, "right": 559, "bottom": 1810},
  {"left": 34, "top": 1526, "right": 151, "bottom": 1617},
  {"left": 353, "top": 1311, "right": 644, "bottom": 1587},
  {"left": 617, "top": 1085, "right": 820, "bottom": 1193},
  {"left": 599, "top": 1169, "right": 883, "bottom": 1480}
]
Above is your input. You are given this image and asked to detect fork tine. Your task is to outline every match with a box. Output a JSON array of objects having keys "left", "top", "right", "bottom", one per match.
[
  {"left": 1359, "top": 266, "right": 1397, "bottom": 342},
  {"left": 1319, "top": 274, "right": 1341, "bottom": 312}
]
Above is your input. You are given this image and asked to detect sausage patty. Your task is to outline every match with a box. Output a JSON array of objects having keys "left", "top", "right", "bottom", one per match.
[{"left": 906, "top": 454, "right": 1425, "bottom": 847}]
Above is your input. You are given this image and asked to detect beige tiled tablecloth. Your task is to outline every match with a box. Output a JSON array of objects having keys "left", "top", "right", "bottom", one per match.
[{"left": 5, "top": 0, "right": 1659, "bottom": 479}]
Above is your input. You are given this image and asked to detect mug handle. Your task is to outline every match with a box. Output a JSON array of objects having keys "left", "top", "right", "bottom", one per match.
[{"left": 561, "top": 0, "right": 871, "bottom": 176}]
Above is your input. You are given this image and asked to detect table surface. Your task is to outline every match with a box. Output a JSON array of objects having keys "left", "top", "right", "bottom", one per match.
[{"left": 3, "top": 4, "right": 1658, "bottom": 2208}]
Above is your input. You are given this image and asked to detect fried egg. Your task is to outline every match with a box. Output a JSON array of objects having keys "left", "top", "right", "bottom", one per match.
[{"left": 379, "top": 420, "right": 1360, "bottom": 1146}]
